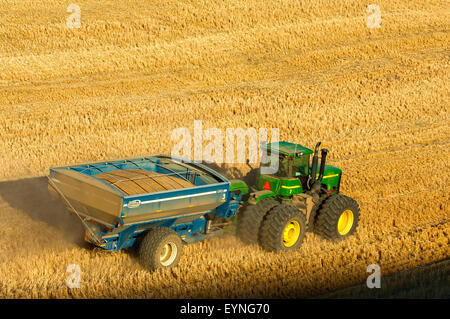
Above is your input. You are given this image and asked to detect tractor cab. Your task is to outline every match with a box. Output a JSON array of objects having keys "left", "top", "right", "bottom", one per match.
[
  {"left": 261, "top": 141, "right": 312, "bottom": 177},
  {"left": 257, "top": 141, "right": 342, "bottom": 199},
  {"left": 258, "top": 142, "right": 313, "bottom": 196}
]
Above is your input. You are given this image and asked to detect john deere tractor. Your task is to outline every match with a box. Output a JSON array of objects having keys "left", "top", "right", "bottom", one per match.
[{"left": 237, "top": 141, "right": 360, "bottom": 252}]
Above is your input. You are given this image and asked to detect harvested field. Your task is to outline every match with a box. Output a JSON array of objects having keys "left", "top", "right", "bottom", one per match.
[{"left": 0, "top": 0, "right": 449, "bottom": 298}]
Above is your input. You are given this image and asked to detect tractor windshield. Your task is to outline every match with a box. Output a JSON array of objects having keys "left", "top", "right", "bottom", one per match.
[
  {"left": 292, "top": 155, "right": 310, "bottom": 176},
  {"left": 261, "top": 152, "right": 309, "bottom": 178},
  {"left": 276, "top": 156, "right": 290, "bottom": 177}
]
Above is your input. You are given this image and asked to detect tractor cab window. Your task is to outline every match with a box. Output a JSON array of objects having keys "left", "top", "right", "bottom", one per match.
[
  {"left": 260, "top": 152, "right": 291, "bottom": 177},
  {"left": 276, "top": 156, "right": 290, "bottom": 177},
  {"left": 292, "top": 155, "right": 310, "bottom": 176}
]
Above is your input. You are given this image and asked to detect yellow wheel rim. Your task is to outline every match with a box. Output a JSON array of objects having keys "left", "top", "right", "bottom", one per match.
[
  {"left": 338, "top": 209, "right": 354, "bottom": 235},
  {"left": 282, "top": 220, "right": 300, "bottom": 247}
]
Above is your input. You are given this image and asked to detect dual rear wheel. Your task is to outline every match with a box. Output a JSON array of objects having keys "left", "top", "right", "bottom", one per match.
[
  {"left": 237, "top": 198, "right": 306, "bottom": 252},
  {"left": 314, "top": 194, "right": 360, "bottom": 240},
  {"left": 259, "top": 204, "right": 307, "bottom": 252}
]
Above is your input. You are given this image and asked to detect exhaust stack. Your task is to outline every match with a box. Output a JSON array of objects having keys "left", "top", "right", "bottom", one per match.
[
  {"left": 308, "top": 142, "right": 321, "bottom": 189},
  {"left": 317, "top": 148, "right": 328, "bottom": 184}
]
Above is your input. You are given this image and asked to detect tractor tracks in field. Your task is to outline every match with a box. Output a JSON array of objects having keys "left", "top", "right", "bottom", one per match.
[
  {"left": 360, "top": 186, "right": 450, "bottom": 205},
  {"left": 3, "top": 119, "right": 449, "bottom": 168},
  {"left": 1, "top": 29, "right": 447, "bottom": 109},
  {"left": 329, "top": 136, "right": 450, "bottom": 165},
  {"left": 326, "top": 120, "right": 449, "bottom": 156}
]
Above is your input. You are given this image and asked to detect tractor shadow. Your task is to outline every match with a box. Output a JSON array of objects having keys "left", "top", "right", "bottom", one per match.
[{"left": 0, "top": 176, "right": 86, "bottom": 247}]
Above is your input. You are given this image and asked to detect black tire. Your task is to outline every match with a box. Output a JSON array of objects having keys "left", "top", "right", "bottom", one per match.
[
  {"left": 236, "top": 198, "right": 279, "bottom": 245},
  {"left": 259, "top": 204, "right": 307, "bottom": 253},
  {"left": 314, "top": 194, "right": 360, "bottom": 241},
  {"left": 306, "top": 192, "right": 331, "bottom": 231},
  {"left": 138, "top": 227, "right": 182, "bottom": 271}
]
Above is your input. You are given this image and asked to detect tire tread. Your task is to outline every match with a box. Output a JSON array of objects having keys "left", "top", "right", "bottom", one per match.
[
  {"left": 259, "top": 204, "right": 307, "bottom": 252},
  {"left": 315, "top": 194, "right": 360, "bottom": 241},
  {"left": 139, "top": 227, "right": 182, "bottom": 271},
  {"left": 236, "top": 198, "right": 279, "bottom": 245}
]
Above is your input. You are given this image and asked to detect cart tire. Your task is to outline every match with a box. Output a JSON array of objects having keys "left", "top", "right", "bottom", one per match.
[
  {"left": 259, "top": 204, "right": 307, "bottom": 252},
  {"left": 314, "top": 194, "right": 360, "bottom": 241},
  {"left": 236, "top": 198, "right": 279, "bottom": 245},
  {"left": 139, "top": 227, "right": 182, "bottom": 271}
]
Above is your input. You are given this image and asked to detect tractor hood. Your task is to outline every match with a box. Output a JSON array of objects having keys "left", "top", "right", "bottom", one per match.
[
  {"left": 313, "top": 164, "right": 342, "bottom": 192},
  {"left": 313, "top": 164, "right": 342, "bottom": 179}
]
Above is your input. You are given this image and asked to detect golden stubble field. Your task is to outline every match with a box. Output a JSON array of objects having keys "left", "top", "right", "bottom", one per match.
[{"left": 0, "top": 0, "right": 449, "bottom": 298}]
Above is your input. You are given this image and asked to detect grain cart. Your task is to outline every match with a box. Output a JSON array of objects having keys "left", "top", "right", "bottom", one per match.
[
  {"left": 48, "top": 155, "right": 249, "bottom": 271},
  {"left": 237, "top": 141, "right": 360, "bottom": 252}
]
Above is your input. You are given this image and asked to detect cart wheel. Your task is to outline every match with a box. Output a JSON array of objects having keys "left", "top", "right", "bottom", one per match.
[{"left": 139, "top": 227, "right": 182, "bottom": 271}]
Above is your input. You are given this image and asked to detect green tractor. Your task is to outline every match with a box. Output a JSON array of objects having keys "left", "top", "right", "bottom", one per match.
[{"left": 237, "top": 141, "right": 360, "bottom": 252}]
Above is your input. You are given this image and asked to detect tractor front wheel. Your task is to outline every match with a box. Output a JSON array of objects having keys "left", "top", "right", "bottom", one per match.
[
  {"left": 314, "top": 194, "right": 360, "bottom": 241},
  {"left": 259, "top": 204, "right": 307, "bottom": 252},
  {"left": 139, "top": 227, "right": 183, "bottom": 271},
  {"left": 236, "top": 198, "right": 279, "bottom": 245}
]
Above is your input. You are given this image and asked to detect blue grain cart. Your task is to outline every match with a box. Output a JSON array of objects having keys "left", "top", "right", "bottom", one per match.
[{"left": 48, "top": 155, "right": 248, "bottom": 271}]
